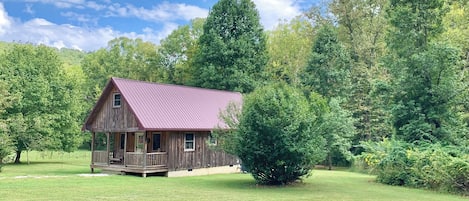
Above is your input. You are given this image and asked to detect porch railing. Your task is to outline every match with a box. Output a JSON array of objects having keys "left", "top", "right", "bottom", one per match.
[
  {"left": 146, "top": 152, "right": 168, "bottom": 166},
  {"left": 125, "top": 152, "right": 167, "bottom": 167},
  {"left": 92, "top": 151, "right": 108, "bottom": 164},
  {"left": 92, "top": 151, "right": 167, "bottom": 168}
]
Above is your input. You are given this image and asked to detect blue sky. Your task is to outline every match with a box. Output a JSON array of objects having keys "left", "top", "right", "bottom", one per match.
[{"left": 0, "top": 0, "right": 318, "bottom": 51}]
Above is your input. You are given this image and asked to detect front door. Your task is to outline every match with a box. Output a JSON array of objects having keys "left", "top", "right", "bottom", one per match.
[{"left": 135, "top": 132, "right": 144, "bottom": 153}]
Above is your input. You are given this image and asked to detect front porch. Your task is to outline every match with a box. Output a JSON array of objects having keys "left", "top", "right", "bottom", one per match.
[
  {"left": 90, "top": 131, "right": 168, "bottom": 177},
  {"left": 91, "top": 151, "right": 168, "bottom": 177}
]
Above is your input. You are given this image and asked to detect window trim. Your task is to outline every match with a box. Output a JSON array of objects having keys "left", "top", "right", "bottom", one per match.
[
  {"left": 184, "top": 133, "right": 195, "bottom": 151},
  {"left": 113, "top": 93, "right": 121, "bottom": 108}
]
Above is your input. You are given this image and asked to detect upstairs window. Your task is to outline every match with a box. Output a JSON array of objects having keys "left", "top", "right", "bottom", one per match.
[
  {"left": 185, "top": 133, "right": 195, "bottom": 151},
  {"left": 113, "top": 93, "right": 121, "bottom": 108}
]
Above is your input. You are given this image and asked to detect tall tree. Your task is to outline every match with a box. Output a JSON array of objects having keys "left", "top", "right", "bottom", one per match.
[
  {"left": 329, "top": 0, "right": 392, "bottom": 142},
  {"left": 301, "top": 23, "right": 352, "bottom": 99},
  {"left": 385, "top": 0, "right": 464, "bottom": 143},
  {"left": 158, "top": 18, "right": 205, "bottom": 85},
  {"left": 265, "top": 17, "right": 314, "bottom": 86},
  {"left": 192, "top": 0, "right": 268, "bottom": 93},
  {"left": 0, "top": 44, "right": 83, "bottom": 163}
]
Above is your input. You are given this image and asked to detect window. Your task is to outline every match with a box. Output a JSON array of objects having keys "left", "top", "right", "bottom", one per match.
[
  {"left": 120, "top": 133, "right": 125, "bottom": 149},
  {"left": 184, "top": 133, "right": 195, "bottom": 151},
  {"left": 113, "top": 93, "right": 121, "bottom": 108},
  {"left": 209, "top": 132, "right": 217, "bottom": 145},
  {"left": 152, "top": 133, "right": 161, "bottom": 151}
]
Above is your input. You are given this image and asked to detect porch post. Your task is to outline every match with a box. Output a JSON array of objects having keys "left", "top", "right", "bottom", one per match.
[
  {"left": 90, "top": 132, "right": 95, "bottom": 173},
  {"left": 123, "top": 132, "right": 127, "bottom": 167},
  {"left": 143, "top": 132, "right": 147, "bottom": 169},
  {"left": 106, "top": 132, "right": 110, "bottom": 166}
]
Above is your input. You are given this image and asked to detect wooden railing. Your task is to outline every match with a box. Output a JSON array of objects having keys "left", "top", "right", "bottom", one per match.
[
  {"left": 146, "top": 152, "right": 167, "bottom": 167},
  {"left": 125, "top": 152, "right": 167, "bottom": 167},
  {"left": 92, "top": 151, "right": 108, "bottom": 164},
  {"left": 125, "top": 152, "right": 144, "bottom": 166}
]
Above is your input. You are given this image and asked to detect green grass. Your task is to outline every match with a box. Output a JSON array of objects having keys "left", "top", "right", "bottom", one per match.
[{"left": 0, "top": 151, "right": 467, "bottom": 201}]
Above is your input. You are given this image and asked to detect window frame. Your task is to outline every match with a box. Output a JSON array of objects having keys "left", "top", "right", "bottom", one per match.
[
  {"left": 184, "top": 133, "right": 195, "bottom": 151},
  {"left": 113, "top": 93, "right": 121, "bottom": 108}
]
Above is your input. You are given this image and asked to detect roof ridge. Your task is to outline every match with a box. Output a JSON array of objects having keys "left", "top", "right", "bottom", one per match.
[{"left": 111, "top": 77, "right": 242, "bottom": 95}]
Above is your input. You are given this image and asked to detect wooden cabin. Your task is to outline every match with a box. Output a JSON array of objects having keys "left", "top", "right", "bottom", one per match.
[{"left": 83, "top": 77, "right": 241, "bottom": 177}]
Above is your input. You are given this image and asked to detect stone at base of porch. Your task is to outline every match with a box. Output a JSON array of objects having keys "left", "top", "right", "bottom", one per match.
[{"left": 167, "top": 164, "right": 241, "bottom": 177}]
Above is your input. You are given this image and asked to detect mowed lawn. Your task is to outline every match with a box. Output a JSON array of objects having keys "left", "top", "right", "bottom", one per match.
[{"left": 0, "top": 151, "right": 467, "bottom": 201}]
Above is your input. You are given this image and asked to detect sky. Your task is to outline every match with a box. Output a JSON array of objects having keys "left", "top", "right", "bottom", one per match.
[{"left": 0, "top": 0, "right": 319, "bottom": 51}]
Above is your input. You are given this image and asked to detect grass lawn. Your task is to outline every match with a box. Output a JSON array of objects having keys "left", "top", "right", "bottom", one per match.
[{"left": 0, "top": 151, "right": 467, "bottom": 201}]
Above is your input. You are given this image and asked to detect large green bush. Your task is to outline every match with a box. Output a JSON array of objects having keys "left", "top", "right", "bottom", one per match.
[{"left": 235, "top": 83, "right": 326, "bottom": 185}]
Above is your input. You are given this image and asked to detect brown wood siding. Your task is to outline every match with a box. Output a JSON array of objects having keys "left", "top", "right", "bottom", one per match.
[
  {"left": 90, "top": 87, "right": 139, "bottom": 132},
  {"left": 166, "top": 131, "right": 238, "bottom": 171}
]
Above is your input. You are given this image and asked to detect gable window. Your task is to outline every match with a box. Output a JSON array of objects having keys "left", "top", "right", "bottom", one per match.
[
  {"left": 152, "top": 133, "right": 161, "bottom": 151},
  {"left": 184, "top": 133, "right": 195, "bottom": 151},
  {"left": 113, "top": 93, "right": 121, "bottom": 108}
]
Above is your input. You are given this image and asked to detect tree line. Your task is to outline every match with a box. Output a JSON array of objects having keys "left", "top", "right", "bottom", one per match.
[{"left": 1, "top": 0, "right": 469, "bottom": 192}]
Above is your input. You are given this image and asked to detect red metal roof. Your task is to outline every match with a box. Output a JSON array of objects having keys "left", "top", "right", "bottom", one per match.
[{"left": 85, "top": 77, "right": 242, "bottom": 131}]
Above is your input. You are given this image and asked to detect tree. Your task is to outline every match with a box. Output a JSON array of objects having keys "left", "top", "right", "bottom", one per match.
[
  {"left": 234, "top": 83, "right": 326, "bottom": 185},
  {"left": 192, "top": 0, "right": 268, "bottom": 93},
  {"left": 0, "top": 44, "right": 83, "bottom": 163},
  {"left": 0, "top": 80, "right": 14, "bottom": 169},
  {"left": 385, "top": 0, "right": 465, "bottom": 143},
  {"left": 329, "top": 0, "right": 392, "bottom": 143},
  {"left": 265, "top": 17, "right": 314, "bottom": 86},
  {"left": 315, "top": 97, "right": 356, "bottom": 170},
  {"left": 158, "top": 18, "right": 204, "bottom": 85},
  {"left": 301, "top": 23, "right": 352, "bottom": 99},
  {"left": 81, "top": 37, "right": 161, "bottom": 104}
]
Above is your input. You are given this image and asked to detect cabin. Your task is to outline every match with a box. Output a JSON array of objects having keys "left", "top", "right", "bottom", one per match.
[{"left": 82, "top": 77, "right": 242, "bottom": 177}]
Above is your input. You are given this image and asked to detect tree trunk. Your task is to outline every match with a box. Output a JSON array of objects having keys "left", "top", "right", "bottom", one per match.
[
  {"left": 328, "top": 152, "right": 332, "bottom": 170},
  {"left": 14, "top": 150, "right": 21, "bottom": 164}
]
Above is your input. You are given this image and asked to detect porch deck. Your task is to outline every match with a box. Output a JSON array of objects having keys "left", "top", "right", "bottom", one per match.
[{"left": 91, "top": 151, "right": 168, "bottom": 177}]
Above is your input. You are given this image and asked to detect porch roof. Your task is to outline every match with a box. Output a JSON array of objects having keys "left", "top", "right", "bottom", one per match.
[{"left": 84, "top": 77, "right": 242, "bottom": 131}]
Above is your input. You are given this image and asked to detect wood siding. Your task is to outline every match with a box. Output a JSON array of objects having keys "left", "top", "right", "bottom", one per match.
[
  {"left": 90, "top": 87, "right": 139, "bottom": 132},
  {"left": 165, "top": 131, "right": 239, "bottom": 171}
]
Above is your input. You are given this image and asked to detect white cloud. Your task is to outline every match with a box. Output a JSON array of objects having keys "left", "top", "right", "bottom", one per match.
[
  {"left": 61, "top": 11, "right": 97, "bottom": 24},
  {"left": 86, "top": 1, "right": 106, "bottom": 11},
  {"left": 107, "top": 2, "right": 208, "bottom": 23},
  {"left": 0, "top": 2, "right": 173, "bottom": 51},
  {"left": 253, "top": 0, "right": 303, "bottom": 30},
  {"left": 25, "top": 0, "right": 104, "bottom": 10},
  {"left": 0, "top": 3, "right": 12, "bottom": 35}
]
